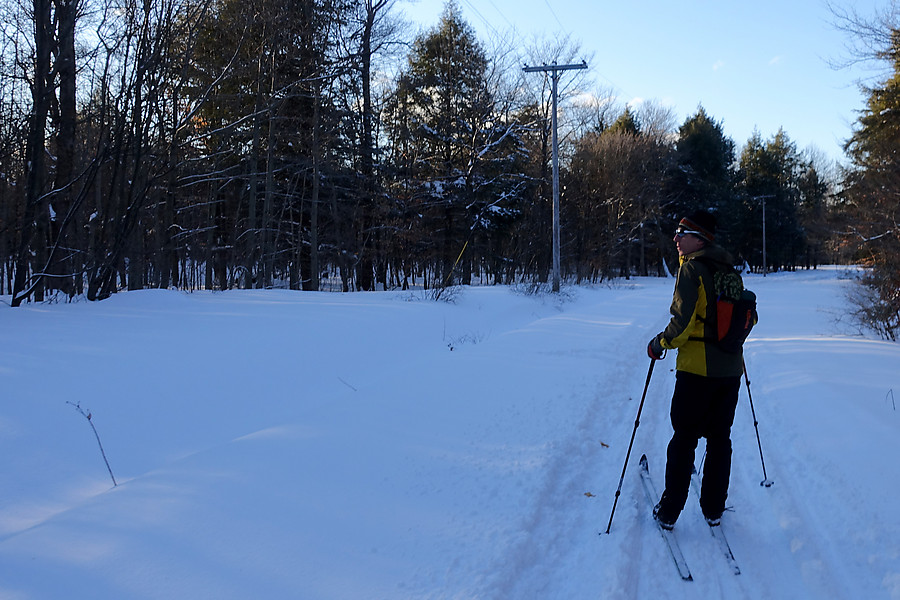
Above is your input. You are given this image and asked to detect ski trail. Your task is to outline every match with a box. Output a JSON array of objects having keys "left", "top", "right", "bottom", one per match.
[
  {"left": 606, "top": 506, "right": 644, "bottom": 600},
  {"left": 478, "top": 291, "right": 672, "bottom": 599}
]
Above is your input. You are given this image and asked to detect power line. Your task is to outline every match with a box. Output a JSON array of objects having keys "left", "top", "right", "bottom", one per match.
[
  {"left": 458, "top": 0, "right": 504, "bottom": 40},
  {"left": 483, "top": 0, "right": 516, "bottom": 31},
  {"left": 430, "top": 1, "right": 636, "bottom": 107},
  {"left": 540, "top": 0, "right": 567, "bottom": 32}
]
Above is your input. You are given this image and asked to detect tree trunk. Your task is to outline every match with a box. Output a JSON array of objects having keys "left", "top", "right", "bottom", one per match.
[
  {"left": 11, "top": 0, "right": 53, "bottom": 306},
  {"left": 309, "top": 89, "right": 321, "bottom": 291},
  {"left": 355, "top": 0, "right": 382, "bottom": 291},
  {"left": 262, "top": 57, "right": 276, "bottom": 288},
  {"left": 47, "top": 0, "right": 78, "bottom": 296}
]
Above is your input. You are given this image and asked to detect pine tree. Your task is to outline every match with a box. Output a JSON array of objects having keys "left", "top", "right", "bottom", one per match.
[
  {"left": 842, "top": 29, "right": 900, "bottom": 338},
  {"left": 383, "top": 0, "right": 518, "bottom": 287},
  {"left": 606, "top": 106, "right": 640, "bottom": 136},
  {"left": 668, "top": 107, "right": 737, "bottom": 254},
  {"left": 189, "top": 0, "right": 349, "bottom": 291},
  {"left": 736, "top": 129, "right": 806, "bottom": 272},
  {"left": 796, "top": 161, "right": 830, "bottom": 269}
]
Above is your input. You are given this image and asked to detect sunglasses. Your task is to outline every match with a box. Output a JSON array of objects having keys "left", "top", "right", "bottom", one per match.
[{"left": 675, "top": 227, "right": 702, "bottom": 238}]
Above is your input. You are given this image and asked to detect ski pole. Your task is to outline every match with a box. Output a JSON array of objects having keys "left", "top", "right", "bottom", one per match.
[
  {"left": 604, "top": 358, "right": 656, "bottom": 534},
  {"left": 742, "top": 358, "right": 774, "bottom": 487}
]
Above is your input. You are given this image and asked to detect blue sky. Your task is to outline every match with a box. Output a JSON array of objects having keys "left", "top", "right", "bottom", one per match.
[{"left": 401, "top": 0, "right": 888, "bottom": 164}]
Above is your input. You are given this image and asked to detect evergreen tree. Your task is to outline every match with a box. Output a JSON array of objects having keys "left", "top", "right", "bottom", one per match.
[
  {"left": 606, "top": 106, "right": 640, "bottom": 136},
  {"left": 668, "top": 107, "right": 736, "bottom": 247},
  {"left": 736, "top": 129, "right": 806, "bottom": 272},
  {"left": 842, "top": 29, "right": 900, "bottom": 338},
  {"left": 796, "top": 160, "right": 830, "bottom": 269},
  {"left": 383, "top": 0, "right": 519, "bottom": 287},
  {"left": 189, "top": 0, "right": 349, "bottom": 290}
]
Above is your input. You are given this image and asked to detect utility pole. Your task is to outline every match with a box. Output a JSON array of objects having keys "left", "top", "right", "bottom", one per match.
[
  {"left": 762, "top": 196, "right": 767, "bottom": 277},
  {"left": 753, "top": 195, "right": 775, "bottom": 276},
  {"left": 523, "top": 61, "right": 587, "bottom": 292}
]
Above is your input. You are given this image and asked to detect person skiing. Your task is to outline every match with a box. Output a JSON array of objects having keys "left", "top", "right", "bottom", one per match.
[{"left": 646, "top": 210, "right": 744, "bottom": 529}]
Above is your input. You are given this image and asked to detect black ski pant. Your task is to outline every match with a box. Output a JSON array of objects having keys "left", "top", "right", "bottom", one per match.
[{"left": 659, "top": 370, "right": 740, "bottom": 522}]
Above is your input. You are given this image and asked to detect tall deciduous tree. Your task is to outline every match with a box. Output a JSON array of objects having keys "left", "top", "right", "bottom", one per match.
[
  {"left": 346, "top": 0, "right": 401, "bottom": 291},
  {"left": 84, "top": 0, "right": 215, "bottom": 300},
  {"left": 566, "top": 106, "right": 674, "bottom": 280},
  {"left": 10, "top": 0, "right": 54, "bottom": 306}
]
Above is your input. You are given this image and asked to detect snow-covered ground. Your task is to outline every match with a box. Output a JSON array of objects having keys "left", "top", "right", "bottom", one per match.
[{"left": 1, "top": 267, "right": 898, "bottom": 599}]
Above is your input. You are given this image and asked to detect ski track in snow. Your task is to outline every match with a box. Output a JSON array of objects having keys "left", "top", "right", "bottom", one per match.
[
  {"left": 468, "top": 283, "right": 715, "bottom": 599},
  {"left": 480, "top": 291, "right": 664, "bottom": 599}
]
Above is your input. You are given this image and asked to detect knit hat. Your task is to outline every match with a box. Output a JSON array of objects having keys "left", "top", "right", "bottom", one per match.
[{"left": 678, "top": 210, "right": 716, "bottom": 242}]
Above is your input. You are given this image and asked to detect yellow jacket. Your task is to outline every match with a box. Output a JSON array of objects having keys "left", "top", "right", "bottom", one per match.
[{"left": 659, "top": 245, "right": 744, "bottom": 378}]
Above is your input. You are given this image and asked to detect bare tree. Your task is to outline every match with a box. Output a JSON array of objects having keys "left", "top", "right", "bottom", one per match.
[{"left": 10, "top": 0, "right": 54, "bottom": 306}]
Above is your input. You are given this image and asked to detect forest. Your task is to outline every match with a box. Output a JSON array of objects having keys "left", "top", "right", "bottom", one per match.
[{"left": 0, "top": 0, "right": 896, "bottom": 336}]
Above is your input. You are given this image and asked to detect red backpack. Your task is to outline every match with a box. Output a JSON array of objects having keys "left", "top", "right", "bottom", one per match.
[{"left": 699, "top": 258, "right": 758, "bottom": 353}]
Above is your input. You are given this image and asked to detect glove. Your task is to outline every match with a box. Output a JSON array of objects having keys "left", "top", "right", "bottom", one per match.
[{"left": 647, "top": 335, "right": 665, "bottom": 360}]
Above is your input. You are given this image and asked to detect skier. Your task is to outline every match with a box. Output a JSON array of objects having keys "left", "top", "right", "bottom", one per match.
[{"left": 646, "top": 210, "right": 743, "bottom": 530}]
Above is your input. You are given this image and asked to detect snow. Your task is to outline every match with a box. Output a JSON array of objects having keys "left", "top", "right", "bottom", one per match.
[{"left": 1, "top": 267, "right": 899, "bottom": 599}]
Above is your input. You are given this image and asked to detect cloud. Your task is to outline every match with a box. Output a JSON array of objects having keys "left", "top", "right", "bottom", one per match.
[
  {"left": 769, "top": 55, "right": 783, "bottom": 65},
  {"left": 712, "top": 60, "right": 725, "bottom": 71},
  {"left": 627, "top": 97, "right": 645, "bottom": 109},
  {"left": 659, "top": 96, "right": 676, "bottom": 108},
  {"left": 572, "top": 91, "right": 617, "bottom": 109}
]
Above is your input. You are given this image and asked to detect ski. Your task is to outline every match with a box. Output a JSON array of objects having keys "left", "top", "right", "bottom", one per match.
[
  {"left": 690, "top": 466, "right": 741, "bottom": 575},
  {"left": 639, "top": 455, "right": 693, "bottom": 581}
]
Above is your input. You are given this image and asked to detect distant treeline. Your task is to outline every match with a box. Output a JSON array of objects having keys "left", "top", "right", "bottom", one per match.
[{"left": 0, "top": 0, "right": 892, "bottom": 337}]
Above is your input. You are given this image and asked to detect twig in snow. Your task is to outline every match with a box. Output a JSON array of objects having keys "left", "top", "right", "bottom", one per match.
[{"left": 67, "top": 401, "right": 117, "bottom": 487}]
